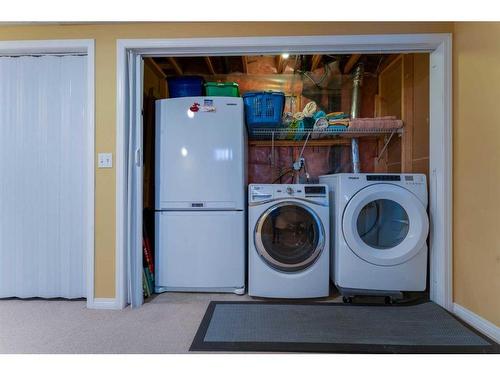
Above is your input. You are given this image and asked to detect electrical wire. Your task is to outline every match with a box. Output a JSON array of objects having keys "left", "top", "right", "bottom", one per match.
[
  {"left": 272, "top": 168, "right": 294, "bottom": 184},
  {"left": 298, "top": 132, "right": 311, "bottom": 161}
]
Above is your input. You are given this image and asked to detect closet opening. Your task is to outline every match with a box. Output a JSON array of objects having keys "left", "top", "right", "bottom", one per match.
[{"left": 139, "top": 52, "right": 430, "bottom": 304}]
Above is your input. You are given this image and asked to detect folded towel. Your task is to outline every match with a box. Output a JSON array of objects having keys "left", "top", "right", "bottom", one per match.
[
  {"left": 328, "top": 124, "right": 348, "bottom": 131},
  {"left": 349, "top": 116, "right": 403, "bottom": 130},
  {"left": 327, "top": 112, "right": 350, "bottom": 120},
  {"left": 311, "top": 118, "right": 329, "bottom": 139},
  {"left": 328, "top": 119, "right": 350, "bottom": 126}
]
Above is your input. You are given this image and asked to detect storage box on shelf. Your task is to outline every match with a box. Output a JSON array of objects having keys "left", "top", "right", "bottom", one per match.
[
  {"left": 243, "top": 91, "right": 285, "bottom": 135},
  {"left": 205, "top": 82, "right": 239, "bottom": 97},
  {"left": 167, "top": 76, "right": 204, "bottom": 98}
]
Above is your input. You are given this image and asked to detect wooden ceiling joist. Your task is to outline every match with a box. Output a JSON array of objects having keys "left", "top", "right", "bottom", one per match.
[
  {"left": 168, "top": 57, "right": 183, "bottom": 75},
  {"left": 343, "top": 54, "right": 361, "bottom": 74},
  {"left": 310, "top": 55, "right": 322, "bottom": 72},
  {"left": 275, "top": 55, "right": 286, "bottom": 74},
  {"left": 204, "top": 56, "right": 216, "bottom": 75},
  {"left": 145, "top": 58, "right": 166, "bottom": 79},
  {"left": 377, "top": 54, "right": 400, "bottom": 75},
  {"left": 241, "top": 56, "right": 248, "bottom": 74}
]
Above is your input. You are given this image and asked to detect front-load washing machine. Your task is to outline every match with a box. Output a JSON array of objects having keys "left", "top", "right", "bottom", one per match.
[
  {"left": 319, "top": 173, "right": 429, "bottom": 299},
  {"left": 248, "top": 184, "right": 330, "bottom": 298}
]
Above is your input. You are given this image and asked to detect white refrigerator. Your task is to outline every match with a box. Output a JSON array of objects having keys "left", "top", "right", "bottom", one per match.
[{"left": 155, "top": 97, "right": 246, "bottom": 294}]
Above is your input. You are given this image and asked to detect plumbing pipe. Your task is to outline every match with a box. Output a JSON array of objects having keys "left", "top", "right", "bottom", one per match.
[{"left": 350, "top": 63, "right": 364, "bottom": 173}]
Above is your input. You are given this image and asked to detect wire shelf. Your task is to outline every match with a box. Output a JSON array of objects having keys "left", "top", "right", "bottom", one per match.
[{"left": 248, "top": 127, "right": 402, "bottom": 141}]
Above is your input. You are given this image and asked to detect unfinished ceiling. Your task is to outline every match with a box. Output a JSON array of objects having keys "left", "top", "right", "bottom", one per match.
[{"left": 150, "top": 54, "right": 397, "bottom": 77}]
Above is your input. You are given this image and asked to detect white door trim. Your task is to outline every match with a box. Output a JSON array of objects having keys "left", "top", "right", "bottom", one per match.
[
  {"left": 116, "top": 34, "right": 453, "bottom": 311},
  {"left": 453, "top": 304, "right": 500, "bottom": 343},
  {"left": 0, "top": 39, "right": 95, "bottom": 308}
]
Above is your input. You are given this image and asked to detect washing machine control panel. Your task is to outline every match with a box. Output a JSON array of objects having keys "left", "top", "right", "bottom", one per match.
[
  {"left": 249, "top": 184, "right": 328, "bottom": 204},
  {"left": 364, "top": 174, "right": 426, "bottom": 186}
]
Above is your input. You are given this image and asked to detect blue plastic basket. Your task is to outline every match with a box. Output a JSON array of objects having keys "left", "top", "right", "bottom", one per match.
[
  {"left": 243, "top": 91, "right": 285, "bottom": 133},
  {"left": 167, "top": 76, "right": 204, "bottom": 98}
]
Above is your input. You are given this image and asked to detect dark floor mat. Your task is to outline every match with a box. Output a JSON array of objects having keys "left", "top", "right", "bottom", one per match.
[{"left": 190, "top": 301, "right": 499, "bottom": 353}]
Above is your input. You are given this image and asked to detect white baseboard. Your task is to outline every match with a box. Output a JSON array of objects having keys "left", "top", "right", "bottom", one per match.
[
  {"left": 87, "top": 297, "right": 126, "bottom": 310},
  {"left": 453, "top": 303, "right": 499, "bottom": 343}
]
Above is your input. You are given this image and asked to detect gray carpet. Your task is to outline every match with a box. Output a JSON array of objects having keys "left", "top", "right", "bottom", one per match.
[
  {"left": 191, "top": 301, "right": 498, "bottom": 353},
  {"left": 0, "top": 293, "right": 254, "bottom": 353},
  {"left": 0, "top": 292, "right": 340, "bottom": 354}
]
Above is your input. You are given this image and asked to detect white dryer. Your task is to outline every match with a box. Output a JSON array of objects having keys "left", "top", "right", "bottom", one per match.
[
  {"left": 248, "top": 184, "right": 330, "bottom": 298},
  {"left": 319, "top": 173, "right": 429, "bottom": 300}
]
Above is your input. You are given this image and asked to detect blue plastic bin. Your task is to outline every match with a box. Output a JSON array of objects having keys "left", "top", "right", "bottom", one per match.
[
  {"left": 243, "top": 91, "right": 285, "bottom": 133},
  {"left": 167, "top": 76, "right": 204, "bottom": 98}
]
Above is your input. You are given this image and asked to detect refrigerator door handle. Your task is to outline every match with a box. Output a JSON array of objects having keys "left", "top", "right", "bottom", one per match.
[{"left": 135, "top": 147, "right": 141, "bottom": 167}]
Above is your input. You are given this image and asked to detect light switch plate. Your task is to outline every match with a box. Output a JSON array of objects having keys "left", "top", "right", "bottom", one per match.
[{"left": 98, "top": 153, "right": 113, "bottom": 168}]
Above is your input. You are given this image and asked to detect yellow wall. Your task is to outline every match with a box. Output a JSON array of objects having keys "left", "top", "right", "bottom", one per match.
[
  {"left": 9, "top": 22, "right": 500, "bottom": 320},
  {"left": 453, "top": 22, "right": 500, "bottom": 325},
  {"left": 0, "top": 22, "right": 453, "bottom": 299}
]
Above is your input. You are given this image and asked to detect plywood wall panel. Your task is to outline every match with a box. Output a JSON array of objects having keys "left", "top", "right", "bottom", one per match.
[
  {"left": 412, "top": 54, "right": 430, "bottom": 161},
  {"left": 412, "top": 158, "right": 429, "bottom": 176},
  {"left": 378, "top": 57, "right": 403, "bottom": 173}
]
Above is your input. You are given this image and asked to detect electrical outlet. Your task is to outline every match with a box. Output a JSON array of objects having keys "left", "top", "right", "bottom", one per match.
[{"left": 98, "top": 153, "right": 113, "bottom": 168}]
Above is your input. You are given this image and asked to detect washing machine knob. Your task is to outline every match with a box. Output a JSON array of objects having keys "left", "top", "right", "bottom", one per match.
[{"left": 286, "top": 186, "right": 294, "bottom": 195}]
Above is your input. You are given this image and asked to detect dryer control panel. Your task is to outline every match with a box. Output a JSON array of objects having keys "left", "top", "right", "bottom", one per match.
[{"left": 364, "top": 174, "right": 425, "bottom": 185}]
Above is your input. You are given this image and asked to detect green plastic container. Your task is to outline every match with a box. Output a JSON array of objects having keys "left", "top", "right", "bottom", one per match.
[{"left": 204, "top": 82, "right": 239, "bottom": 97}]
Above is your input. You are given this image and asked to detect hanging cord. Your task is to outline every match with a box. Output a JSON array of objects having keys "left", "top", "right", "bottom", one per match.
[
  {"left": 288, "top": 132, "right": 311, "bottom": 184},
  {"left": 298, "top": 131, "right": 311, "bottom": 161}
]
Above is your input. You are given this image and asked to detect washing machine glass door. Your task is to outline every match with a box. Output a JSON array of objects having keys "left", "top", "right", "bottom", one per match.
[
  {"left": 254, "top": 202, "right": 325, "bottom": 272},
  {"left": 342, "top": 184, "right": 429, "bottom": 266}
]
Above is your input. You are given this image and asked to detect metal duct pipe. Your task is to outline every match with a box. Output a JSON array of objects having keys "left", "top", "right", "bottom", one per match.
[
  {"left": 350, "top": 63, "right": 364, "bottom": 173},
  {"left": 351, "top": 137, "right": 360, "bottom": 173}
]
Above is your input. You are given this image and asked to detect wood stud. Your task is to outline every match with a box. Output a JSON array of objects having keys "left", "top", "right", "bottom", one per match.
[
  {"left": 310, "top": 54, "right": 322, "bottom": 72},
  {"left": 275, "top": 55, "right": 286, "bottom": 74},
  {"left": 343, "top": 54, "right": 361, "bottom": 74},
  {"left": 145, "top": 58, "right": 166, "bottom": 78},
  {"left": 241, "top": 56, "right": 248, "bottom": 74},
  {"left": 204, "top": 56, "right": 216, "bottom": 75},
  {"left": 401, "top": 54, "right": 414, "bottom": 173},
  {"left": 168, "top": 57, "right": 183, "bottom": 75}
]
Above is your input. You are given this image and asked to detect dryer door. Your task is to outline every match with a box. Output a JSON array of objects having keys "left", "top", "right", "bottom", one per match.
[
  {"left": 254, "top": 202, "right": 325, "bottom": 272},
  {"left": 342, "top": 184, "right": 428, "bottom": 266}
]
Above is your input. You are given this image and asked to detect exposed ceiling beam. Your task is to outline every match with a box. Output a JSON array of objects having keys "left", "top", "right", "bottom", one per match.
[
  {"left": 377, "top": 54, "right": 400, "bottom": 75},
  {"left": 310, "top": 55, "right": 322, "bottom": 72},
  {"left": 241, "top": 56, "right": 248, "bottom": 74},
  {"left": 144, "top": 58, "right": 166, "bottom": 79},
  {"left": 168, "top": 57, "right": 183, "bottom": 75},
  {"left": 275, "top": 55, "right": 286, "bottom": 74},
  {"left": 204, "top": 56, "right": 216, "bottom": 75},
  {"left": 222, "top": 57, "right": 230, "bottom": 74},
  {"left": 343, "top": 54, "right": 361, "bottom": 74}
]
